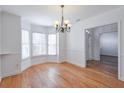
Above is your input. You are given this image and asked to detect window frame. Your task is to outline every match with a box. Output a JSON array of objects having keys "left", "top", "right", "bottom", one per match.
[
  {"left": 48, "top": 34, "right": 57, "bottom": 55},
  {"left": 21, "top": 29, "right": 30, "bottom": 60},
  {"left": 32, "top": 32, "right": 47, "bottom": 56}
]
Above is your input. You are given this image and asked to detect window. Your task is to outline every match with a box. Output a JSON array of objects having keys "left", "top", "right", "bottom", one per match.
[
  {"left": 32, "top": 33, "right": 46, "bottom": 56},
  {"left": 22, "top": 30, "right": 30, "bottom": 59},
  {"left": 48, "top": 34, "right": 57, "bottom": 55}
]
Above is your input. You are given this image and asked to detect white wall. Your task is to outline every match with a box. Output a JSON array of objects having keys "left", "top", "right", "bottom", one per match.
[
  {"left": 0, "top": 9, "right": 2, "bottom": 79},
  {"left": 59, "top": 32, "right": 67, "bottom": 62},
  {"left": 0, "top": 11, "right": 21, "bottom": 78},
  {"left": 2, "top": 12, "right": 21, "bottom": 54},
  {"left": 100, "top": 32, "right": 118, "bottom": 56},
  {"left": 66, "top": 7, "right": 124, "bottom": 80},
  {"left": 67, "top": 23, "right": 85, "bottom": 67},
  {"left": 0, "top": 9, "right": 2, "bottom": 54}
]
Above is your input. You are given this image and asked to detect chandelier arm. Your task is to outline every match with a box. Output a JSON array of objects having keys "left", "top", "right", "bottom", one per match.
[
  {"left": 66, "top": 27, "right": 71, "bottom": 32},
  {"left": 58, "top": 26, "right": 61, "bottom": 32}
]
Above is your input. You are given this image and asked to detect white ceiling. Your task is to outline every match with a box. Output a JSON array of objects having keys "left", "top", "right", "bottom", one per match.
[{"left": 0, "top": 5, "right": 122, "bottom": 27}]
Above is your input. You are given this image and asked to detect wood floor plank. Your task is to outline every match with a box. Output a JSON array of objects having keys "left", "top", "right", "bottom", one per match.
[{"left": 0, "top": 62, "right": 124, "bottom": 88}]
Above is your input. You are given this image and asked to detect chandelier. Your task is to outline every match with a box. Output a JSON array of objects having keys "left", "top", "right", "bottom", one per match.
[{"left": 54, "top": 5, "right": 72, "bottom": 33}]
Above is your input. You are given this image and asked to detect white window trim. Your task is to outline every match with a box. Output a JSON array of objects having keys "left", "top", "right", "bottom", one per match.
[{"left": 21, "top": 29, "right": 30, "bottom": 60}]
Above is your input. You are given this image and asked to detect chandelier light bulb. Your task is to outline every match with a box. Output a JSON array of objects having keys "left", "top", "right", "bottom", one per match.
[
  {"left": 68, "top": 24, "right": 72, "bottom": 27},
  {"left": 64, "top": 20, "right": 69, "bottom": 24},
  {"left": 54, "top": 21, "right": 59, "bottom": 25},
  {"left": 54, "top": 24, "right": 57, "bottom": 28}
]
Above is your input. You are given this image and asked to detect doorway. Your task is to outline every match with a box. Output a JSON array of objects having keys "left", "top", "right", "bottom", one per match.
[{"left": 85, "top": 23, "right": 119, "bottom": 78}]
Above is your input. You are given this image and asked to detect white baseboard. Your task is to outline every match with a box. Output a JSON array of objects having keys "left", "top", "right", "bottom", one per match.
[
  {"left": 119, "top": 76, "right": 124, "bottom": 81},
  {"left": 63, "top": 59, "right": 86, "bottom": 68},
  {"left": 21, "top": 58, "right": 31, "bottom": 72},
  {"left": 21, "top": 62, "right": 31, "bottom": 72},
  {"left": 1, "top": 70, "right": 21, "bottom": 78},
  {"left": 32, "top": 61, "right": 46, "bottom": 66}
]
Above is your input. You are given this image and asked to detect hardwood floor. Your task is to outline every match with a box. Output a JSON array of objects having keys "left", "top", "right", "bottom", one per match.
[
  {"left": 87, "top": 55, "right": 118, "bottom": 78},
  {"left": 0, "top": 62, "right": 124, "bottom": 88}
]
